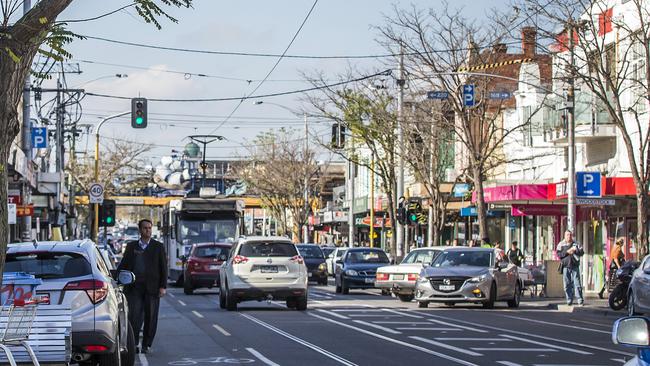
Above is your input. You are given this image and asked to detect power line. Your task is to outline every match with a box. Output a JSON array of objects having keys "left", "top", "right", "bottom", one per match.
[{"left": 59, "top": 3, "right": 136, "bottom": 23}]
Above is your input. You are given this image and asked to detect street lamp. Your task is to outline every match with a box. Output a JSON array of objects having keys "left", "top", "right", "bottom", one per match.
[{"left": 73, "top": 74, "right": 128, "bottom": 88}]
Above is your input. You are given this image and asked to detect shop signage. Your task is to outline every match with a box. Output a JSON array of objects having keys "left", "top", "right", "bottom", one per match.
[
  {"left": 355, "top": 216, "right": 392, "bottom": 227},
  {"left": 576, "top": 198, "right": 615, "bottom": 206},
  {"left": 8, "top": 204, "right": 16, "bottom": 224},
  {"left": 460, "top": 206, "right": 503, "bottom": 217},
  {"left": 511, "top": 204, "right": 566, "bottom": 217},
  {"left": 7, "top": 194, "right": 21, "bottom": 205},
  {"left": 16, "top": 204, "right": 34, "bottom": 217},
  {"left": 115, "top": 197, "right": 144, "bottom": 205},
  {"left": 453, "top": 184, "right": 470, "bottom": 197},
  {"left": 555, "top": 180, "right": 567, "bottom": 198}
]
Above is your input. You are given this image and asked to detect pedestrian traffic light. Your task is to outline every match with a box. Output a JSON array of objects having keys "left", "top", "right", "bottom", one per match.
[
  {"left": 131, "top": 97, "right": 147, "bottom": 128},
  {"left": 99, "top": 199, "right": 116, "bottom": 227}
]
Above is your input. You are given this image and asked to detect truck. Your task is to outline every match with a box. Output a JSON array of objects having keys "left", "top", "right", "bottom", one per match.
[{"left": 161, "top": 197, "right": 245, "bottom": 285}]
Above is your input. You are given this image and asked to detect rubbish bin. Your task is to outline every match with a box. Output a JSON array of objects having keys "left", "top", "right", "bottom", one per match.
[{"left": 1, "top": 272, "right": 42, "bottom": 305}]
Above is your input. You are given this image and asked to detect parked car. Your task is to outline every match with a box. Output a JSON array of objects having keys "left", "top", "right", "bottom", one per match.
[
  {"left": 335, "top": 248, "right": 390, "bottom": 294},
  {"left": 627, "top": 254, "right": 650, "bottom": 316},
  {"left": 326, "top": 247, "right": 348, "bottom": 277},
  {"left": 321, "top": 247, "right": 336, "bottom": 264},
  {"left": 183, "top": 243, "right": 231, "bottom": 295},
  {"left": 375, "top": 247, "right": 448, "bottom": 302},
  {"left": 611, "top": 316, "right": 650, "bottom": 365},
  {"left": 219, "top": 236, "right": 308, "bottom": 311},
  {"left": 297, "top": 244, "right": 328, "bottom": 285},
  {"left": 414, "top": 247, "right": 521, "bottom": 309},
  {"left": 5, "top": 240, "right": 137, "bottom": 366}
]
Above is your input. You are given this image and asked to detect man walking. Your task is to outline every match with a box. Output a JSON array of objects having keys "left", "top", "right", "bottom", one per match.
[
  {"left": 556, "top": 230, "right": 584, "bottom": 306},
  {"left": 118, "top": 219, "right": 168, "bottom": 353},
  {"left": 507, "top": 241, "right": 524, "bottom": 267}
]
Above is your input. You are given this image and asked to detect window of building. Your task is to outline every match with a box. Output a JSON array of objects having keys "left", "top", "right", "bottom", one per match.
[
  {"left": 598, "top": 8, "right": 613, "bottom": 36},
  {"left": 630, "top": 38, "right": 647, "bottom": 113}
]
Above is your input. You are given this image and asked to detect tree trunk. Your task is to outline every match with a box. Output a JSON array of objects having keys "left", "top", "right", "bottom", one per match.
[
  {"left": 472, "top": 165, "right": 488, "bottom": 242},
  {"left": 636, "top": 189, "right": 649, "bottom": 260}
]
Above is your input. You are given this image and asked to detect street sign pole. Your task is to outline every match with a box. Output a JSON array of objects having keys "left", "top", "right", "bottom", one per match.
[{"left": 567, "top": 22, "right": 577, "bottom": 234}]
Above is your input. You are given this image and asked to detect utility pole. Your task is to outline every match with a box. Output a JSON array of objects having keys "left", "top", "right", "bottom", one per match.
[
  {"left": 303, "top": 113, "right": 309, "bottom": 243},
  {"left": 348, "top": 143, "right": 355, "bottom": 248},
  {"left": 396, "top": 43, "right": 406, "bottom": 258},
  {"left": 427, "top": 109, "right": 436, "bottom": 247},
  {"left": 21, "top": 0, "right": 32, "bottom": 241},
  {"left": 567, "top": 21, "right": 577, "bottom": 234},
  {"left": 370, "top": 152, "right": 375, "bottom": 248},
  {"left": 54, "top": 77, "right": 64, "bottom": 233}
]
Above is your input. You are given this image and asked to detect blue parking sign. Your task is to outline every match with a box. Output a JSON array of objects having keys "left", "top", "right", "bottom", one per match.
[
  {"left": 463, "top": 84, "right": 475, "bottom": 107},
  {"left": 31, "top": 127, "right": 47, "bottom": 149},
  {"left": 576, "top": 171, "right": 601, "bottom": 198}
]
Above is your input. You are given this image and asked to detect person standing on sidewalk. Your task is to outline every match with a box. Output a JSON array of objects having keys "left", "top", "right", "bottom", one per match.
[
  {"left": 507, "top": 241, "right": 524, "bottom": 267},
  {"left": 556, "top": 230, "right": 585, "bottom": 306},
  {"left": 118, "top": 219, "right": 168, "bottom": 354}
]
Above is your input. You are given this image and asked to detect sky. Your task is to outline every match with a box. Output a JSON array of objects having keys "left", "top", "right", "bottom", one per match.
[{"left": 39, "top": 0, "right": 510, "bottom": 165}]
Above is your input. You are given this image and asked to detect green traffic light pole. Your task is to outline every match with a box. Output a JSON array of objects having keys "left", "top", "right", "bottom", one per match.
[{"left": 93, "top": 111, "right": 130, "bottom": 242}]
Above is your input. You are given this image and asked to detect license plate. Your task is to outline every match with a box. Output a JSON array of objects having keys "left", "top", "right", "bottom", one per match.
[
  {"left": 392, "top": 274, "right": 404, "bottom": 280},
  {"left": 365, "top": 278, "right": 375, "bottom": 283},
  {"left": 260, "top": 266, "right": 278, "bottom": 273},
  {"left": 439, "top": 285, "right": 455, "bottom": 291},
  {"left": 209, "top": 265, "right": 220, "bottom": 270}
]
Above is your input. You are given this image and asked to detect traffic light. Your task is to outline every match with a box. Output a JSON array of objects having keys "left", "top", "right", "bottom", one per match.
[
  {"left": 396, "top": 198, "right": 407, "bottom": 225},
  {"left": 131, "top": 97, "right": 147, "bottom": 128},
  {"left": 407, "top": 199, "right": 422, "bottom": 225},
  {"left": 331, "top": 123, "right": 346, "bottom": 149},
  {"left": 99, "top": 199, "right": 116, "bottom": 227}
]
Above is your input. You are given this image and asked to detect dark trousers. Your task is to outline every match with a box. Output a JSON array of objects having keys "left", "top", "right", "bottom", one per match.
[{"left": 126, "top": 283, "right": 160, "bottom": 348}]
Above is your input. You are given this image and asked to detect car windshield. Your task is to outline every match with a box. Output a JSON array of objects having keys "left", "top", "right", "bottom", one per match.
[
  {"left": 179, "top": 219, "right": 237, "bottom": 245},
  {"left": 347, "top": 250, "right": 389, "bottom": 264},
  {"left": 125, "top": 227, "right": 139, "bottom": 237},
  {"left": 401, "top": 250, "right": 439, "bottom": 265},
  {"left": 193, "top": 246, "right": 229, "bottom": 258},
  {"left": 297, "top": 246, "right": 324, "bottom": 259},
  {"left": 5, "top": 252, "right": 92, "bottom": 279},
  {"left": 239, "top": 242, "right": 298, "bottom": 257},
  {"left": 431, "top": 250, "right": 493, "bottom": 268},
  {"left": 336, "top": 250, "right": 347, "bottom": 259}
]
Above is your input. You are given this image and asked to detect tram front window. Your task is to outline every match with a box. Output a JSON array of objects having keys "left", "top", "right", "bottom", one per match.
[{"left": 179, "top": 219, "right": 236, "bottom": 245}]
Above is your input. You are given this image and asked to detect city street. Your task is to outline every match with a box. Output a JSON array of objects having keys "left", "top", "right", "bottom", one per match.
[{"left": 138, "top": 283, "right": 633, "bottom": 366}]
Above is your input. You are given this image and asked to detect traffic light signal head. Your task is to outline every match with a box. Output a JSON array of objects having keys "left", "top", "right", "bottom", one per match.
[
  {"left": 131, "top": 97, "right": 147, "bottom": 128},
  {"left": 99, "top": 199, "right": 116, "bottom": 227}
]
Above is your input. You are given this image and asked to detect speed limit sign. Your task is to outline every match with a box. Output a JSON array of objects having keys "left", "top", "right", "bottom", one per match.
[{"left": 89, "top": 183, "right": 104, "bottom": 204}]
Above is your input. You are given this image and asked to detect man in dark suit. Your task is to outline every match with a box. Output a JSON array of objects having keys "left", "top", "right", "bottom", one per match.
[{"left": 118, "top": 219, "right": 167, "bottom": 354}]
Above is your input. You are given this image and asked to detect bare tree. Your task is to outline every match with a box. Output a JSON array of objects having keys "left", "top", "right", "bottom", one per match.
[
  {"left": 378, "top": 4, "right": 550, "bottom": 241},
  {"left": 237, "top": 128, "right": 322, "bottom": 241},
  {"left": 0, "top": 0, "right": 192, "bottom": 278}
]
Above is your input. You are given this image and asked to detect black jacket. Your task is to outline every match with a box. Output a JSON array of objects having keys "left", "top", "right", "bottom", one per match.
[
  {"left": 557, "top": 240, "right": 584, "bottom": 270},
  {"left": 118, "top": 239, "right": 168, "bottom": 295}
]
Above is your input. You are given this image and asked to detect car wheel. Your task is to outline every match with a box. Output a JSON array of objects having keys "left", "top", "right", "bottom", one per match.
[
  {"left": 341, "top": 277, "right": 350, "bottom": 295},
  {"left": 381, "top": 289, "right": 391, "bottom": 296},
  {"left": 98, "top": 330, "right": 121, "bottom": 366},
  {"left": 219, "top": 288, "right": 227, "bottom": 309},
  {"left": 507, "top": 282, "right": 521, "bottom": 308},
  {"left": 417, "top": 301, "right": 429, "bottom": 308},
  {"left": 398, "top": 294, "right": 414, "bottom": 302},
  {"left": 120, "top": 323, "right": 136, "bottom": 366},
  {"left": 319, "top": 278, "right": 328, "bottom": 286},
  {"left": 225, "top": 283, "right": 237, "bottom": 311},
  {"left": 286, "top": 298, "right": 297, "bottom": 309},
  {"left": 628, "top": 291, "right": 641, "bottom": 316},
  {"left": 482, "top": 282, "right": 496, "bottom": 309},
  {"left": 296, "top": 294, "right": 308, "bottom": 311},
  {"left": 183, "top": 278, "right": 194, "bottom": 295}
]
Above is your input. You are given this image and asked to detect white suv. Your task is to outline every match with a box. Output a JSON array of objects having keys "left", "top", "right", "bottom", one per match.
[{"left": 219, "top": 237, "right": 308, "bottom": 311}]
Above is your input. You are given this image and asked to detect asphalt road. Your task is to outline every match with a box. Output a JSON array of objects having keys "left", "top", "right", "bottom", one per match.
[{"left": 135, "top": 281, "right": 634, "bottom": 366}]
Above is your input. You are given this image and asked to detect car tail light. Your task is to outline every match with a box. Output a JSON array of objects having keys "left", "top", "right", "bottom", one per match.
[
  {"left": 84, "top": 345, "right": 109, "bottom": 352},
  {"left": 290, "top": 255, "right": 304, "bottom": 264},
  {"left": 407, "top": 273, "right": 419, "bottom": 281},
  {"left": 64, "top": 280, "right": 108, "bottom": 304},
  {"left": 188, "top": 259, "right": 201, "bottom": 270},
  {"left": 376, "top": 273, "right": 389, "bottom": 281},
  {"left": 233, "top": 255, "right": 249, "bottom": 264}
]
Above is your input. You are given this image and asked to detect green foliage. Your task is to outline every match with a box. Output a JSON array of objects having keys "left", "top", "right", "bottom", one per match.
[{"left": 134, "top": 0, "right": 193, "bottom": 29}]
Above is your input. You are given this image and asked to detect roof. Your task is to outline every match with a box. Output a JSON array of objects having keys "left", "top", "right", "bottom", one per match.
[
  {"left": 347, "top": 247, "right": 388, "bottom": 251},
  {"left": 240, "top": 236, "right": 292, "bottom": 243},
  {"left": 8, "top": 240, "right": 95, "bottom": 253},
  {"left": 193, "top": 242, "right": 233, "bottom": 247},
  {"left": 440, "top": 247, "right": 495, "bottom": 252}
]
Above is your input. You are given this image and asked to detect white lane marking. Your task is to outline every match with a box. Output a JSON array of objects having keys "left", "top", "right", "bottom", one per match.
[
  {"left": 496, "top": 362, "right": 523, "bottom": 366},
  {"left": 192, "top": 310, "right": 204, "bottom": 319},
  {"left": 499, "top": 315, "right": 610, "bottom": 335},
  {"left": 316, "top": 309, "right": 350, "bottom": 320},
  {"left": 397, "top": 328, "right": 462, "bottom": 331},
  {"left": 241, "top": 314, "right": 357, "bottom": 366},
  {"left": 178, "top": 300, "right": 186, "bottom": 306},
  {"left": 437, "top": 338, "right": 512, "bottom": 341},
  {"left": 610, "top": 359, "right": 627, "bottom": 364},
  {"left": 333, "top": 309, "right": 384, "bottom": 312},
  {"left": 419, "top": 313, "right": 633, "bottom": 357},
  {"left": 167, "top": 292, "right": 175, "bottom": 298},
  {"left": 350, "top": 314, "right": 400, "bottom": 318},
  {"left": 372, "top": 321, "right": 431, "bottom": 325},
  {"left": 410, "top": 336, "right": 483, "bottom": 356},
  {"left": 310, "top": 293, "right": 330, "bottom": 299},
  {"left": 138, "top": 353, "right": 149, "bottom": 366},
  {"left": 246, "top": 347, "right": 280, "bottom": 366},
  {"left": 212, "top": 324, "right": 231, "bottom": 336},
  {"left": 427, "top": 318, "right": 488, "bottom": 333},
  {"left": 310, "top": 314, "right": 479, "bottom": 366},
  {"left": 353, "top": 320, "right": 402, "bottom": 334},
  {"left": 499, "top": 334, "right": 592, "bottom": 355},
  {"left": 310, "top": 300, "right": 332, "bottom": 306},
  {"left": 570, "top": 319, "right": 612, "bottom": 328},
  {"left": 472, "top": 348, "right": 557, "bottom": 352},
  {"left": 381, "top": 308, "right": 423, "bottom": 319}
]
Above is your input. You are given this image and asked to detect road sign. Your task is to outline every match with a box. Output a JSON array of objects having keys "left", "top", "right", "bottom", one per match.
[
  {"left": 577, "top": 198, "right": 615, "bottom": 206},
  {"left": 427, "top": 91, "right": 449, "bottom": 100},
  {"left": 31, "top": 127, "right": 47, "bottom": 149},
  {"left": 463, "top": 84, "right": 475, "bottom": 107},
  {"left": 576, "top": 171, "right": 602, "bottom": 198},
  {"left": 89, "top": 183, "right": 105, "bottom": 204},
  {"left": 489, "top": 91, "right": 511, "bottom": 100},
  {"left": 453, "top": 184, "right": 470, "bottom": 197}
]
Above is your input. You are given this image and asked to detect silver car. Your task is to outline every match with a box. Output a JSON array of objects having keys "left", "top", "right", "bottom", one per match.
[
  {"left": 414, "top": 247, "right": 521, "bottom": 309},
  {"left": 6, "top": 240, "right": 136, "bottom": 365},
  {"left": 627, "top": 254, "right": 650, "bottom": 316}
]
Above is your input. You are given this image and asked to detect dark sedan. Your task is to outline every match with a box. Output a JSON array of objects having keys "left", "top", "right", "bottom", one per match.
[
  {"left": 335, "top": 248, "right": 390, "bottom": 294},
  {"left": 183, "top": 243, "right": 231, "bottom": 295},
  {"left": 297, "top": 244, "right": 328, "bottom": 285}
]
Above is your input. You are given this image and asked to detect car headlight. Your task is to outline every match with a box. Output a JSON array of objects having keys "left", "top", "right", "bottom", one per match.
[
  {"left": 345, "top": 269, "right": 358, "bottom": 276},
  {"left": 318, "top": 263, "right": 327, "bottom": 271},
  {"left": 468, "top": 274, "right": 488, "bottom": 283}
]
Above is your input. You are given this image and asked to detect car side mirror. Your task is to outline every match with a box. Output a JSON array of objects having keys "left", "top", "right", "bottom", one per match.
[
  {"left": 116, "top": 270, "right": 135, "bottom": 285},
  {"left": 613, "top": 317, "right": 650, "bottom": 347}
]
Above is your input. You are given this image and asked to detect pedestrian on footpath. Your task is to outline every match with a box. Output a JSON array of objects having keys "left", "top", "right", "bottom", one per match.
[
  {"left": 599, "top": 237, "right": 626, "bottom": 299},
  {"left": 480, "top": 237, "right": 492, "bottom": 248},
  {"left": 118, "top": 219, "right": 168, "bottom": 354},
  {"left": 556, "top": 230, "right": 584, "bottom": 306},
  {"left": 507, "top": 241, "right": 524, "bottom": 267}
]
